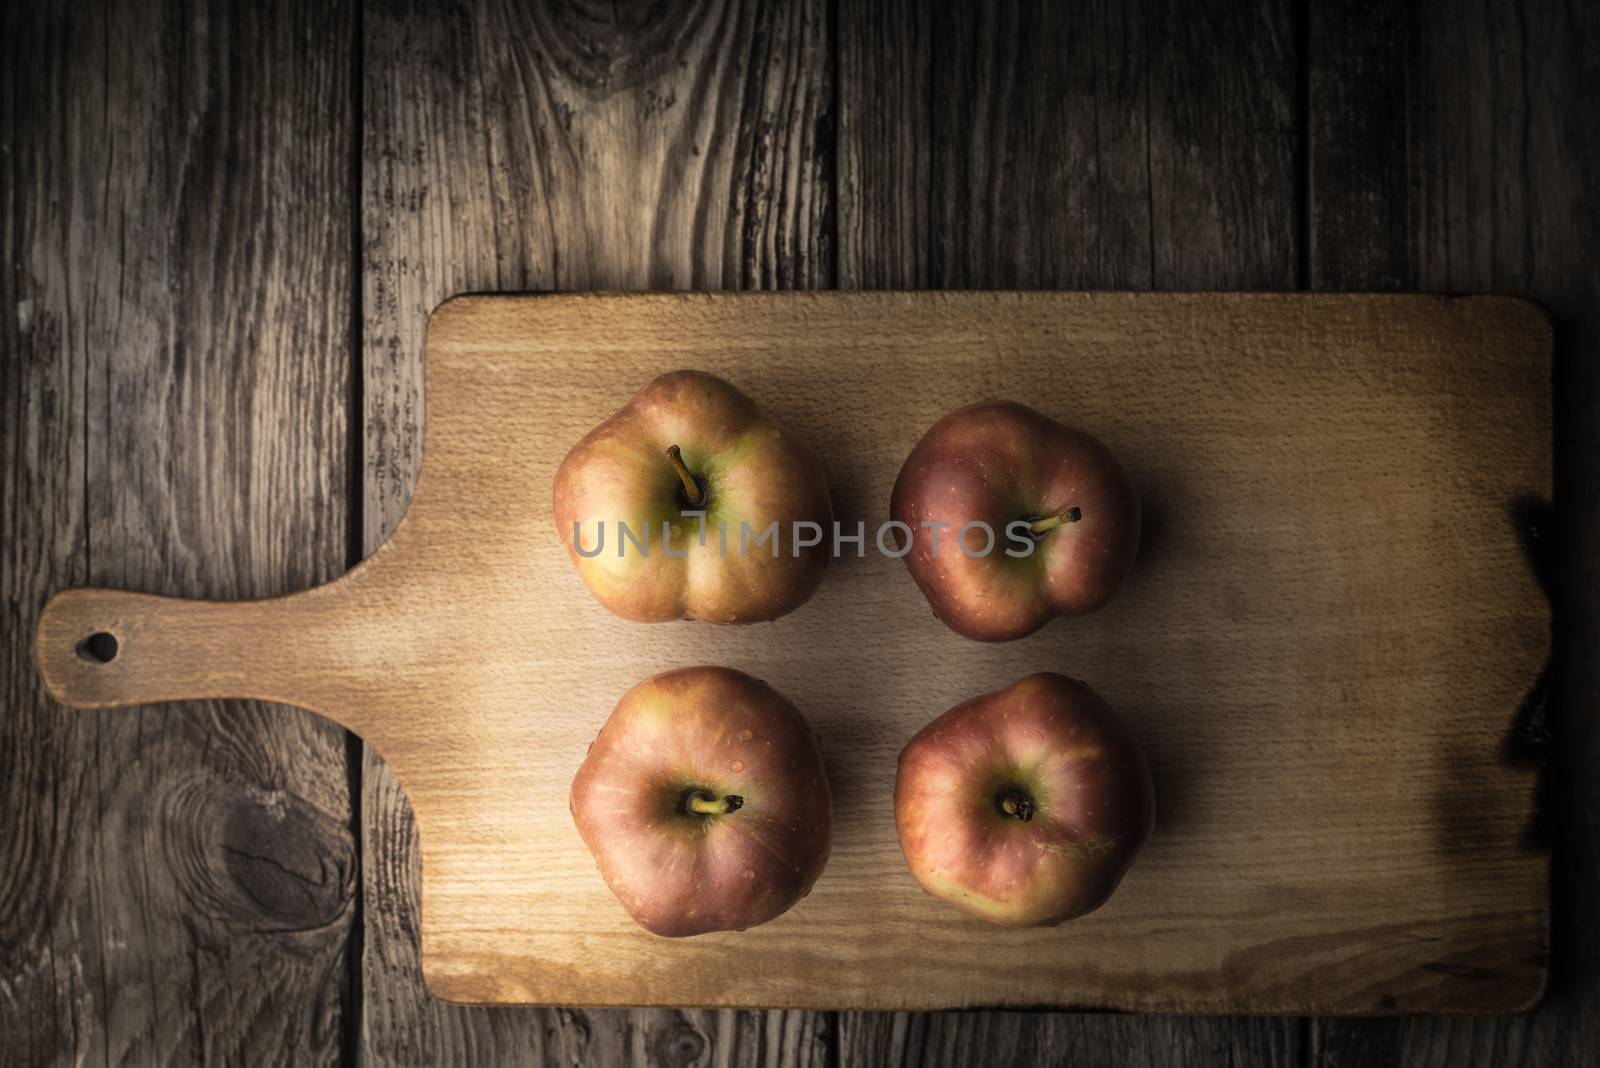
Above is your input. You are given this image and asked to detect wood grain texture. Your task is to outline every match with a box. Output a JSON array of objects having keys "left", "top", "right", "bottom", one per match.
[
  {"left": 40, "top": 291, "right": 1551, "bottom": 1014},
  {"left": 837, "top": 0, "right": 1304, "bottom": 1059},
  {"left": 1306, "top": 0, "right": 1410, "bottom": 292},
  {"left": 840, "top": 0, "right": 1298, "bottom": 292},
  {"left": 836, "top": 0, "right": 930, "bottom": 290},
  {"left": 1308, "top": 0, "right": 1600, "bottom": 1062},
  {"left": 838, "top": 1012, "right": 1303, "bottom": 1067},
  {"left": 1, "top": 7, "right": 89, "bottom": 1063},
  {"left": 1, "top": 0, "right": 358, "bottom": 1064},
  {"left": 361, "top": 0, "right": 833, "bottom": 1061}
]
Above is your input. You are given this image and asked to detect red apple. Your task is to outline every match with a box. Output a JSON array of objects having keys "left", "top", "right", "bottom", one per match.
[
  {"left": 895, "top": 673, "right": 1154, "bottom": 927},
  {"left": 553, "top": 370, "right": 832, "bottom": 623},
  {"left": 570, "top": 667, "right": 833, "bottom": 937},
  {"left": 890, "top": 401, "right": 1140, "bottom": 641}
]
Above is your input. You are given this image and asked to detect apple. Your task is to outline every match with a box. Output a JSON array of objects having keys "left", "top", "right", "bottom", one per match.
[
  {"left": 890, "top": 401, "right": 1140, "bottom": 642},
  {"left": 553, "top": 370, "right": 832, "bottom": 623},
  {"left": 570, "top": 666, "right": 833, "bottom": 937},
  {"left": 894, "top": 673, "right": 1154, "bottom": 927}
]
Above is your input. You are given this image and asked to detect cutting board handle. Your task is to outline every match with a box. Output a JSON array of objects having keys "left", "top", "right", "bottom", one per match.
[{"left": 35, "top": 586, "right": 342, "bottom": 715}]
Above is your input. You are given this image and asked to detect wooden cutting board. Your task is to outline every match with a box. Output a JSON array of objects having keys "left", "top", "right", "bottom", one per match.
[{"left": 36, "top": 292, "right": 1550, "bottom": 1014}]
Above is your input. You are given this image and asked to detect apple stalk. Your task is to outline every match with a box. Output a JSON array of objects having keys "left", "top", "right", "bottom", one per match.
[
  {"left": 665, "top": 445, "right": 706, "bottom": 507},
  {"left": 684, "top": 789, "right": 743, "bottom": 816},
  {"left": 1028, "top": 506, "right": 1082, "bottom": 536}
]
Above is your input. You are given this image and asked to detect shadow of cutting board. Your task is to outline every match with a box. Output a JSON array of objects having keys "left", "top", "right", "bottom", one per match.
[{"left": 37, "top": 292, "right": 1550, "bottom": 1014}]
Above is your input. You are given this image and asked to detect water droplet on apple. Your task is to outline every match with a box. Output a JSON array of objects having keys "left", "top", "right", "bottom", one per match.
[
  {"left": 742, "top": 868, "right": 757, "bottom": 881},
  {"left": 736, "top": 728, "right": 754, "bottom": 742},
  {"left": 730, "top": 759, "right": 745, "bottom": 773}
]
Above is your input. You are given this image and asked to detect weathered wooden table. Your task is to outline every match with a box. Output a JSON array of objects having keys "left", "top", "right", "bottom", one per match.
[{"left": 3, "top": 1, "right": 1595, "bottom": 1064}]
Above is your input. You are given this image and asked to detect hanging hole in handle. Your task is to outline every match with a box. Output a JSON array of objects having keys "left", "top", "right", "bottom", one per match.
[{"left": 76, "top": 632, "right": 118, "bottom": 664}]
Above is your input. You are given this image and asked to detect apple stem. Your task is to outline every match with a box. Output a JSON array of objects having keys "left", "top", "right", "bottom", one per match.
[
  {"left": 684, "top": 789, "right": 743, "bottom": 816},
  {"left": 665, "top": 445, "right": 706, "bottom": 507},
  {"left": 1028, "top": 507, "right": 1082, "bottom": 536},
  {"left": 1000, "top": 792, "right": 1035, "bottom": 822}
]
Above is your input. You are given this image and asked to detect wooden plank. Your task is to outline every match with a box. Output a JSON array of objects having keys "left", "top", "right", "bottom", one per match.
[
  {"left": 1, "top": 7, "right": 90, "bottom": 1063},
  {"left": 838, "top": 0, "right": 1303, "bottom": 1059},
  {"left": 836, "top": 0, "right": 930, "bottom": 290},
  {"left": 360, "top": 0, "right": 834, "bottom": 1060},
  {"left": 40, "top": 291, "right": 1552, "bottom": 1014},
  {"left": 839, "top": 1013, "right": 1304, "bottom": 1066},
  {"left": 1305, "top": 0, "right": 1409, "bottom": 291},
  {"left": 0, "top": 0, "right": 357, "bottom": 1063},
  {"left": 1307, "top": 0, "right": 1598, "bottom": 1059}
]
